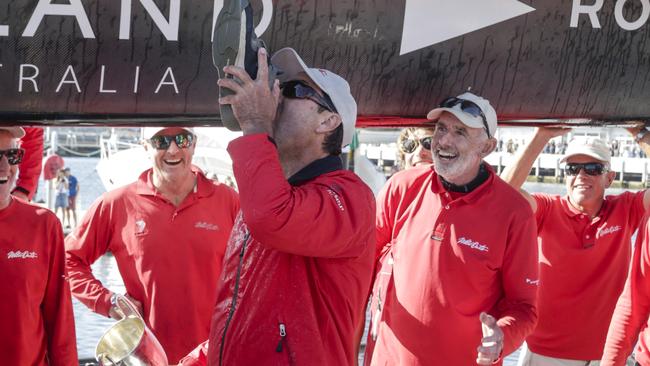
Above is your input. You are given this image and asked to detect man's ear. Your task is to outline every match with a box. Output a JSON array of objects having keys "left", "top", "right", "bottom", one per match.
[
  {"left": 480, "top": 138, "right": 497, "bottom": 158},
  {"left": 316, "top": 113, "right": 342, "bottom": 135}
]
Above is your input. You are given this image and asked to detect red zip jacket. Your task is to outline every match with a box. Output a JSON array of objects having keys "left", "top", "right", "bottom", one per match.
[
  {"left": 15, "top": 127, "right": 44, "bottom": 200},
  {"left": 65, "top": 169, "right": 239, "bottom": 363},
  {"left": 527, "top": 192, "right": 645, "bottom": 360},
  {"left": 366, "top": 165, "right": 538, "bottom": 366},
  {"left": 602, "top": 214, "right": 650, "bottom": 366},
  {"left": 179, "top": 134, "right": 376, "bottom": 366},
  {"left": 0, "top": 198, "right": 78, "bottom": 365}
]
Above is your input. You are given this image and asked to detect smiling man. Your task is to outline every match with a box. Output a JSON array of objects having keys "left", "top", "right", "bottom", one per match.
[
  {"left": 365, "top": 92, "right": 539, "bottom": 365},
  {"left": 65, "top": 126, "right": 240, "bottom": 363},
  {"left": 0, "top": 126, "right": 78, "bottom": 366},
  {"left": 501, "top": 129, "right": 649, "bottom": 365}
]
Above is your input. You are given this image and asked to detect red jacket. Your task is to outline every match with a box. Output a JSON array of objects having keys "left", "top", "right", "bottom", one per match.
[
  {"left": 65, "top": 169, "right": 239, "bottom": 363},
  {"left": 15, "top": 127, "right": 44, "bottom": 200},
  {"left": 602, "top": 214, "right": 650, "bottom": 366},
  {"left": 180, "top": 134, "right": 375, "bottom": 366},
  {"left": 366, "top": 165, "right": 539, "bottom": 366},
  {"left": 0, "top": 198, "right": 77, "bottom": 365}
]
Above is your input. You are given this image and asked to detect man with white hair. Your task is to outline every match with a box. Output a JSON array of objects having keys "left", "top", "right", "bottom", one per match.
[
  {"left": 502, "top": 128, "right": 650, "bottom": 365},
  {"left": 179, "top": 47, "right": 375, "bottom": 365},
  {"left": 0, "top": 126, "right": 78, "bottom": 365},
  {"left": 365, "top": 92, "right": 539, "bottom": 365},
  {"left": 65, "top": 126, "right": 240, "bottom": 364}
]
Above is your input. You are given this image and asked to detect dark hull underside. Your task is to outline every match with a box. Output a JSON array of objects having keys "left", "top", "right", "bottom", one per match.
[{"left": 1, "top": 0, "right": 650, "bottom": 128}]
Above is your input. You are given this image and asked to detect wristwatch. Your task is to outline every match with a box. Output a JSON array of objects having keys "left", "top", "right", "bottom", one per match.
[{"left": 635, "top": 129, "right": 649, "bottom": 143}]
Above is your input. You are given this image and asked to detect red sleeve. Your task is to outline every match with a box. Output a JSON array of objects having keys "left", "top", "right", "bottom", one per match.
[
  {"left": 15, "top": 127, "right": 44, "bottom": 199},
  {"left": 532, "top": 193, "right": 553, "bottom": 224},
  {"left": 44, "top": 214, "right": 79, "bottom": 365},
  {"left": 64, "top": 195, "right": 114, "bottom": 317},
  {"left": 602, "top": 215, "right": 650, "bottom": 366},
  {"left": 375, "top": 177, "right": 396, "bottom": 261},
  {"left": 178, "top": 340, "right": 209, "bottom": 366},
  {"left": 495, "top": 206, "right": 539, "bottom": 355},
  {"left": 227, "top": 134, "right": 374, "bottom": 258}
]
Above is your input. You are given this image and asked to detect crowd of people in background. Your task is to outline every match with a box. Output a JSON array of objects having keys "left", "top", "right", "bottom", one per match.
[{"left": 497, "top": 136, "right": 648, "bottom": 159}]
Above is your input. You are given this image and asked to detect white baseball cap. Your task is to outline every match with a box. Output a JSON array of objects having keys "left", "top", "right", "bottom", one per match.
[
  {"left": 0, "top": 127, "right": 26, "bottom": 138},
  {"left": 426, "top": 92, "right": 498, "bottom": 137},
  {"left": 271, "top": 47, "right": 357, "bottom": 146},
  {"left": 560, "top": 137, "right": 611, "bottom": 164},
  {"left": 143, "top": 126, "right": 195, "bottom": 140}
]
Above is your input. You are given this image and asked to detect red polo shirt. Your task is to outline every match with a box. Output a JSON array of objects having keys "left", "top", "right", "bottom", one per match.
[
  {"left": 526, "top": 192, "right": 645, "bottom": 360},
  {"left": 603, "top": 214, "right": 650, "bottom": 366},
  {"left": 366, "top": 165, "right": 539, "bottom": 366},
  {"left": 65, "top": 169, "right": 239, "bottom": 363},
  {"left": 0, "top": 198, "right": 78, "bottom": 365}
]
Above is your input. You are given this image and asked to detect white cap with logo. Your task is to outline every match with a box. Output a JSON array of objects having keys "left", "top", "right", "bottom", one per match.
[
  {"left": 426, "top": 92, "right": 498, "bottom": 137},
  {"left": 142, "top": 127, "right": 195, "bottom": 140},
  {"left": 560, "top": 137, "right": 611, "bottom": 164},
  {"left": 271, "top": 47, "right": 357, "bottom": 147},
  {"left": 0, "top": 127, "right": 26, "bottom": 139}
]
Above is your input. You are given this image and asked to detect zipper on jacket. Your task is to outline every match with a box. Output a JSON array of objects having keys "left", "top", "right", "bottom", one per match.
[
  {"left": 219, "top": 231, "right": 250, "bottom": 366},
  {"left": 275, "top": 323, "right": 287, "bottom": 352}
]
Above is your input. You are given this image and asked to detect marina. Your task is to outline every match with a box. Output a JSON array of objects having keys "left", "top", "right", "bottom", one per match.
[{"left": 42, "top": 128, "right": 638, "bottom": 365}]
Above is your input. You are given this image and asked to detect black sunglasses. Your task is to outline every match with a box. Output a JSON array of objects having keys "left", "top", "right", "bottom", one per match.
[
  {"left": 400, "top": 136, "right": 432, "bottom": 154},
  {"left": 439, "top": 97, "right": 491, "bottom": 139},
  {"left": 281, "top": 80, "right": 338, "bottom": 113},
  {"left": 149, "top": 133, "right": 195, "bottom": 150},
  {"left": 0, "top": 148, "right": 25, "bottom": 165},
  {"left": 564, "top": 162, "right": 609, "bottom": 176}
]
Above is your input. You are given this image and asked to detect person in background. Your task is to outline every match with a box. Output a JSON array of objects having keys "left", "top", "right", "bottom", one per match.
[
  {"left": 396, "top": 127, "right": 434, "bottom": 169},
  {"left": 0, "top": 126, "right": 78, "bottom": 365},
  {"left": 64, "top": 167, "right": 79, "bottom": 228},
  {"left": 365, "top": 92, "right": 538, "bottom": 365},
  {"left": 54, "top": 168, "right": 69, "bottom": 224},
  {"left": 65, "top": 126, "right": 240, "bottom": 364},
  {"left": 11, "top": 126, "right": 44, "bottom": 201},
  {"left": 501, "top": 127, "right": 649, "bottom": 365}
]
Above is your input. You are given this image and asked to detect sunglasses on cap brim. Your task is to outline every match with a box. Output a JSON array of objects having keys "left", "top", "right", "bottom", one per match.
[
  {"left": 280, "top": 80, "right": 338, "bottom": 113},
  {"left": 0, "top": 148, "right": 25, "bottom": 165},
  {"left": 564, "top": 162, "right": 609, "bottom": 176},
  {"left": 438, "top": 97, "right": 491, "bottom": 139},
  {"left": 400, "top": 136, "right": 433, "bottom": 154},
  {"left": 148, "top": 133, "right": 195, "bottom": 150}
]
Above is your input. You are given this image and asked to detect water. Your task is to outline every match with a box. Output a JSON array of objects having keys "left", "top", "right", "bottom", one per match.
[{"left": 58, "top": 158, "right": 639, "bottom": 362}]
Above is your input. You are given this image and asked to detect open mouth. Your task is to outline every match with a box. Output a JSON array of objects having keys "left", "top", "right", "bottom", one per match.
[
  {"left": 0, "top": 176, "right": 8, "bottom": 184},
  {"left": 435, "top": 150, "right": 458, "bottom": 161},
  {"left": 164, "top": 159, "right": 182, "bottom": 166}
]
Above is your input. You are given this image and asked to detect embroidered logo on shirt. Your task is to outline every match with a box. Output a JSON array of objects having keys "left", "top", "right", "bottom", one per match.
[
  {"left": 597, "top": 225, "right": 622, "bottom": 238},
  {"left": 327, "top": 189, "right": 345, "bottom": 211},
  {"left": 195, "top": 221, "right": 219, "bottom": 231},
  {"left": 7, "top": 250, "right": 38, "bottom": 259},
  {"left": 135, "top": 219, "right": 146, "bottom": 234},
  {"left": 526, "top": 278, "right": 539, "bottom": 286},
  {"left": 457, "top": 237, "right": 489, "bottom": 252}
]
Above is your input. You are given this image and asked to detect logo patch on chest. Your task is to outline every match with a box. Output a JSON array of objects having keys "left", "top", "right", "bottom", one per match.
[
  {"left": 597, "top": 225, "right": 622, "bottom": 238},
  {"left": 457, "top": 237, "right": 489, "bottom": 252},
  {"left": 195, "top": 221, "right": 219, "bottom": 231},
  {"left": 7, "top": 250, "right": 38, "bottom": 259}
]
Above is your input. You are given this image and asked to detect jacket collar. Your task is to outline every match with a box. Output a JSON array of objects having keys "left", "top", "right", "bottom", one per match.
[
  {"left": 430, "top": 162, "right": 495, "bottom": 204},
  {"left": 288, "top": 155, "right": 343, "bottom": 186}
]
